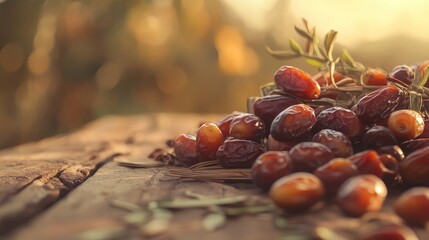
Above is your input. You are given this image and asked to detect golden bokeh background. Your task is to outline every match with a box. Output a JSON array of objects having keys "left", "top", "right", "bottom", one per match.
[{"left": 1, "top": 0, "right": 429, "bottom": 149}]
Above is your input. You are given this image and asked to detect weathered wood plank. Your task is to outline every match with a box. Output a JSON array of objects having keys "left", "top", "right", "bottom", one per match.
[{"left": 0, "top": 114, "right": 220, "bottom": 236}]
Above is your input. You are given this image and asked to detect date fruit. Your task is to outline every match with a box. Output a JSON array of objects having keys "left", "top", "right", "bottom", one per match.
[
  {"left": 313, "top": 158, "right": 359, "bottom": 195},
  {"left": 229, "top": 113, "right": 266, "bottom": 142},
  {"left": 376, "top": 145, "right": 404, "bottom": 162},
  {"left": 253, "top": 95, "right": 301, "bottom": 130},
  {"left": 388, "top": 64, "right": 414, "bottom": 85},
  {"left": 387, "top": 109, "right": 424, "bottom": 142},
  {"left": 267, "top": 135, "right": 298, "bottom": 151},
  {"left": 216, "top": 138, "right": 266, "bottom": 168},
  {"left": 289, "top": 142, "right": 335, "bottom": 172},
  {"left": 348, "top": 150, "right": 384, "bottom": 178},
  {"left": 337, "top": 174, "right": 387, "bottom": 216},
  {"left": 251, "top": 151, "right": 293, "bottom": 190},
  {"left": 270, "top": 104, "right": 316, "bottom": 141},
  {"left": 313, "top": 107, "right": 364, "bottom": 142},
  {"left": 196, "top": 123, "right": 224, "bottom": 160},
  {"left": 174, "top": 134, "right": 198, "bottom": 166},
  {"left": 217, "top": 112, "right": 244, "bottom": 137},
  {"left": 274, "top": 66, "right": 321, "bottom": 99},
  {"left": 399, "top": 146, "right": 429, "bottom": 186},
  {"left": 353, "top": 85, "right": 403, "bottom": 125},
  {"left": 270, "top": 172, "right": 324, "bottom": 212},
  {"left": 362, "top": 126, "right": 397, "bottom": 149},
  {"left": 361, "top": 68, "right": 387, "bottom": 86},
  {"left": 394, "top": 187, "right": 429, "bottom": 226},
  {"left": 312, "top": 129, "right": 353, "bottom": 157}
]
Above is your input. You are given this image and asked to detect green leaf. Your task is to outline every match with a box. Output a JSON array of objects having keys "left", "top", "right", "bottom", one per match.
[
  {"left": 328, "top": 60, "right": 338, "bottom": 88},
  {"left": 109, "top": 199, "right": 142, "bottom": 212},
  {"left": 203, "top": 212, "right": 227, "bottom": 231},
  {"left": 266, "top": 47, "right": 300, "bottom": 59},
  {"left": 314, "top": 227, "right": 346, "bottom": 240},
  {"left": 141, "top": 209, "right": 172, "bottom": 237},
  {"left": 289, "top": 38, "right": 303, "bottom": 54},
  {"left": 294, "top": 26, "right": 312, "bottom": 40},
  {"left": 301, "top": 18, "right": 310, "bottom": 32},
  {"left": 124, "top": 210, "right": 149, "bottom": 225},
  {"left": 156, "top": 195, "right": 248, "bottom": 209},
  {"left": 304, "top": 57, "right": 325, "bottom": 68},
  {"left": 222, "top": 204, "right": 275, "bottom": 216},
  {"left": 184, "top": 190, "right": 208, "bottom": 200},
  {"left": 324, "top": 30, "right": 338, "bottom": 60},
  {"left": 341, "top": 49, "right": 356, "bottom": 67},
  {"left": 79, "top": 228, "right": 126, "bottom": 240}
]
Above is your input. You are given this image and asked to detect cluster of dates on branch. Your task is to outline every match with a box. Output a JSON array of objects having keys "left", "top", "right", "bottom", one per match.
[{"left": 172, "top": 62, "right": 429, "bottom": 234}]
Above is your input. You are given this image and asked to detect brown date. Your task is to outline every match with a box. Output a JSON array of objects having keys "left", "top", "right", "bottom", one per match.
[
  {"left": 312, "top": 107, "right": 364, "bottom": 142},
  {"left": 274, "top": 66, "right": 321, "bottom": 99},
  {"left": 400, "top": 138, "right": 429, "bottom": 155},
  {"left": 379, "top": 154, "right": 399, "bottom": 185},
  {"left": 270, "top": 172, "right": 324, "bottom": 212},
  {"left": 253, "top": 95, "right": 301, "bottom": 130},
  {"left": 387, "top": 109, "right": 424, "bottom": 142},
  {"left": 267, "top": 135, "right": 298, "bottom": 151},
  {"left": 376, "top": 145, "right": 404, "bottom": 162},
  {"left": 362, "top": 126, "right": 397, "bottom": 149},
  {"left": 216, "top": 112, "right": 244, "bottom": 137},
  {"left": 270, "top": 104, "right": 316, "bottom": 142},
  {"left": 312, "top": 129, "right": 353, "bottom": 157},
  {"left": 417, "top": 119, "right": 429, "bottom": 139},
  {"left": 229, "top": 113, "right": 266, "bottom": 142},
  {"left": 196, "top": 123, "right": 224, "bottom": 160},
  {"left": 251, "top": 151, "right": 293, "bottom": 190},
  {"left": 313, "top": 158, "right": 359, "bottom": 196},
  {"left": 388, "top": 64, "right": 414, "bottom": 85},
  {"left": 348, "top": 150, "right": 384, "bottom": 178},
  {"left": 394, "top": 187, "right": 429, "bottom": 226},
  {"left": 361, "top": 68, "right": 387, "bottom": 86},
  {"left": 337, "top": 174, "right": 387, "bottom": 217},
  {"left": 174, "top": 134, "right": 198, "bottom": 166},
  {"left": 216, "top": 138, "right": 266, "bottom": 168},
  {"left": 314, "top": 70, "right": 345, "bottom": 87},
  {"left": 399, "top": 146, "right": 429, "bottom": 186},
  {"left": 289, "top": 142, "right": 334, "bottom": 172},
  {"left": 353, "top": 85, "right": 404, "bottom": 125}
]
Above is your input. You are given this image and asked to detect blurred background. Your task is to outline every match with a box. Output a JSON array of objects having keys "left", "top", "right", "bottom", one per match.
[{"left": 1, "top": 0, "right": 429, "bottom": 149}]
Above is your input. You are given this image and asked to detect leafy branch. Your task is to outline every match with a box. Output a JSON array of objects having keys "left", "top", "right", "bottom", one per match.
[{"left": 267, "top": 18, "right": 365, "bottom": 88}]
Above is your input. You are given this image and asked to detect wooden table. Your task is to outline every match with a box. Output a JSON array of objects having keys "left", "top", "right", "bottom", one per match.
[{"left": 0, "top": 114, "right": 428, "bottom": 240}]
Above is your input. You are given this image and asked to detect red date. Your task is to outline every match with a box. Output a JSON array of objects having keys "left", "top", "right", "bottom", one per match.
[
  {"left": 274, "top": 66, "right": 321, "bottom": 99},
  {"left": 337, "top": 174, "right": 387, "bottom": 217},
  {"left": 196, "top": 123, "right": 224, "bottom": 160},
  {"left": 270, "top": 104, "right": 316, "bottom": 141},
  {"left": 251, "top": 151, "right": 293, "bottom": 190},
  {"left": 216, "top": 139, "right": 266, "bottom": 168},
  {"left": 289, "top": 142, "right": 334, "bottom": 172}
]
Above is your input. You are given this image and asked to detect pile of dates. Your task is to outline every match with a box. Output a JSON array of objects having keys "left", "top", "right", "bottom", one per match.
[{"left": 173, "top": 63, "right": 429, "bottom": 234}]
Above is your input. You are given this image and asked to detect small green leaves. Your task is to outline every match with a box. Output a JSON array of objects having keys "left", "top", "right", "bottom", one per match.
[
  {"left": 155, "top": 195, "right": 248, "bottom": 209},
  {"left": 305, "top": 58, "right": 325, "bottom": 68},
  {"left": 294, "top": 26, "right": 313, "bottom": 40},
  {"left": 289, "top": 38, "right": 303, "bottom": 54},
  {"left": 341, "top": 49, "right": 356, "bottom": 67},
  {"left": 266, "top": 47, "right": 300, "bottom": 60},
  {"left": 324, "top": 30, "right": 338, "bottom": 60},
  {"left": 203, "top": 212, "right": 227, "bottom": 231}
]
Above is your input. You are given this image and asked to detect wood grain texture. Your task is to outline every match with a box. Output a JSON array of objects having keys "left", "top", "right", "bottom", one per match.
[
  {"left": 2, "top": 114, "right": 429, "bottom": 239},
  {"left": 0, "top": 114, "right": 219, "bottom": 236}
]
